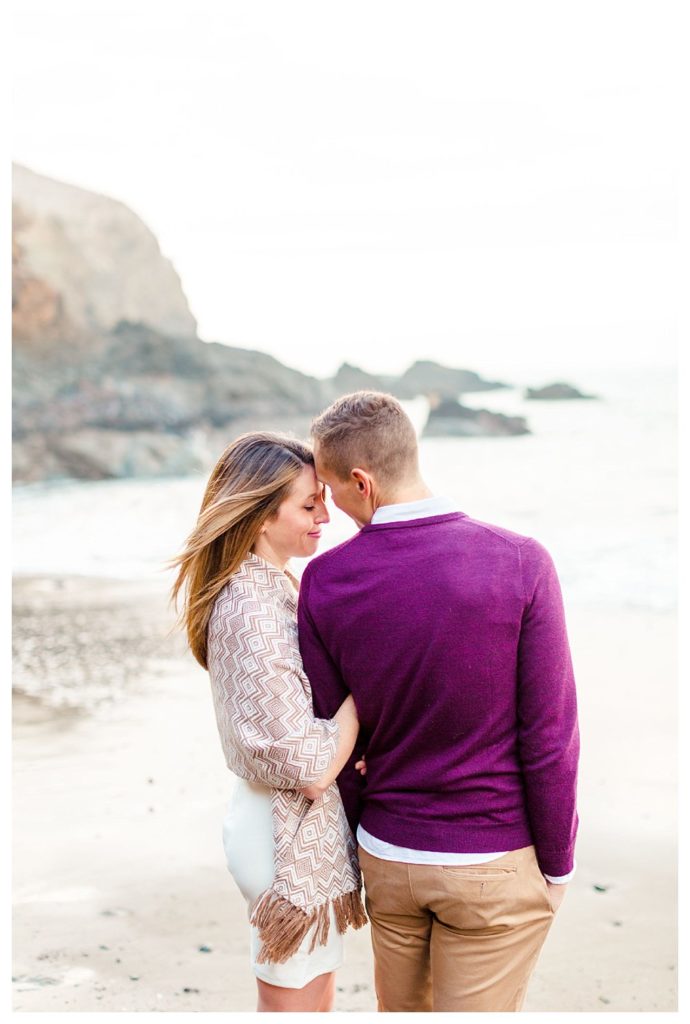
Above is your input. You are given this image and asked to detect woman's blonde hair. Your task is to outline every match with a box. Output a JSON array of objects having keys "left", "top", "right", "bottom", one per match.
[{"left": 169, "top": 432, "right": 314, "bottom": 669}]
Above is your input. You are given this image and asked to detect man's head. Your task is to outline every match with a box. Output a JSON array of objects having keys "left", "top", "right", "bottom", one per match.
[{"left": 310, "top": 391, "right": 421, "bottom": 526}]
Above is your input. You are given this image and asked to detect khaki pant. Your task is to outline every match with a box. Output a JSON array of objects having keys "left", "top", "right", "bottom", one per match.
[{"left": 358, "top": 844, "right": 555, "bottom": 1012}]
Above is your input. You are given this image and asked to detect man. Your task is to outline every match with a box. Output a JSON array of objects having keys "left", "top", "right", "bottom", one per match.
[{"left": 297, "top": 391, "right": 579, "bottom": 1013}]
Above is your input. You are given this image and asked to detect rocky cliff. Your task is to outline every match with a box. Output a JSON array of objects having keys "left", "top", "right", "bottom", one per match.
[
  {"left": 13, "top": 166, "right": 528, "bottom": 483},
  {"left": 13, "top": 164, "right": 197, "bottom": 342},
  {"left": 12, "top": 166, "right": 333, "bottom": 482}
]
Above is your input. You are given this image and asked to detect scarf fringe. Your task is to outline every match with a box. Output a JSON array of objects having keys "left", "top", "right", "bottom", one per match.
[{"left": 250, "top": 887, "right": 368, "bottom": 964}]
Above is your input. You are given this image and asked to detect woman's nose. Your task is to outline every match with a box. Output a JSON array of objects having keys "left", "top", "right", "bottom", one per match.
[{"left": 315, "top": 502, "right": 330, "bottom": 524}]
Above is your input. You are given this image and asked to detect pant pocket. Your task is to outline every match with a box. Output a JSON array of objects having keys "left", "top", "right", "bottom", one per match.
[
  {"left": 440, "top": 863, "right": 518, "bottom": 881},
  {"left": 540, "top": 874, "right": 557, "bottom": 915},
  {"left": 524, "top": 849, "right": 556, "bottom": 916}
]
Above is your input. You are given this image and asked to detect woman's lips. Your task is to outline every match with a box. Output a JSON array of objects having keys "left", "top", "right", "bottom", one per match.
[{"left": 308, "top": 531, "right": 321, "bottom": 539}]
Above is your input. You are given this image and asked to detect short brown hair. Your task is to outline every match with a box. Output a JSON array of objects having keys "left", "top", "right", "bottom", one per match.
[{"left": 311, "top": 391, "right": 419, "bottom": 484}]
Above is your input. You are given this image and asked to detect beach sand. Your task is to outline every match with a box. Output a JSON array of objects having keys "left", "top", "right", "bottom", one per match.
[{"left": 12, "top": 575, "right": 677, "bottom": 1012}]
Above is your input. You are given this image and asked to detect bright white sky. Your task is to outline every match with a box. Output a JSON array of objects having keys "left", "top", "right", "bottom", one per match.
[{"left": 11, "top": 0, "right": 679, "bottom": 380}]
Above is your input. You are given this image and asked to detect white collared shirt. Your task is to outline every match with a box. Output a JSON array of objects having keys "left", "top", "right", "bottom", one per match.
[
  {"left": 371, "top": 494, "right": 458, "bottom": 524},
  {"left": 357, "top": 495, "right": 574, "bottom": 884}
]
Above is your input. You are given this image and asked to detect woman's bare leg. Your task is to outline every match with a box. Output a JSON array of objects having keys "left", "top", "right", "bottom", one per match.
[
  {"left": 317, "top": 971, "right": 336, "bottom": 1011},
  {"left": 257, "top": 970, "right": 336, "bottom": 1012}
]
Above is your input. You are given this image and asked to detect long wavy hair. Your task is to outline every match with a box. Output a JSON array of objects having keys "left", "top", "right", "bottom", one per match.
[{"left": 169, "top": 432, "right": 314, "bottom": 669}]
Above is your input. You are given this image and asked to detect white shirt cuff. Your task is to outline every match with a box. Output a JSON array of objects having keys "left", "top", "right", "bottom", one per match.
[{"left": 544, "top": 862, "right": 576, "bottom": 884}]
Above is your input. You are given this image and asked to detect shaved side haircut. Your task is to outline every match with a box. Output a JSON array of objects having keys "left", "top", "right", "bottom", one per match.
[{"left": 311, "top": 391, "right": 420, "bottom": 486}]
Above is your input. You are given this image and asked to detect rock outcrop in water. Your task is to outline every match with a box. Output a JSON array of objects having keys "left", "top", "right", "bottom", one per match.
[
  {"left": 423, "top": 398, "right": 529, "bottom": 438},
  {"left": 326, "top": 362, "right": 521, "bottom": 440},
  {"left": 525, "top": 382, "right": 597, "bottom": 400},
  {"left": 393, "top": 360, "right": 508, "bottom": 399}
]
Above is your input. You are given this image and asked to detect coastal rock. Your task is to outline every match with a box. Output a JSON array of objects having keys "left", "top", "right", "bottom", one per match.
[
  {"left": 12, "top": 163, "right": 197, "bottom": 340},
  {"left": 12, "top": 318, "right": 328, "bottom": 481},
  {"left": 329, "top": 363, "right": 389, "bottom": 397},
  {"left": 525, "top": 382, "right": 597, "bottom": 400},
  {"left": 12, "top": 164, "right": 527, "bottom": 483},
  {"left": 38, "top": 428, "right": 209, "bottom": 481},
  {"left": 12, "top": 166, "right": 333, "bottom": 482},
  {"left": 12, "top": 214, "right": 73, "bottom": 347},
  {"left": 394, "top": 360, "right": 508, "bottom": 399},
  {"left": 422, "top": 398, "right": 529, "bottom": 438}
]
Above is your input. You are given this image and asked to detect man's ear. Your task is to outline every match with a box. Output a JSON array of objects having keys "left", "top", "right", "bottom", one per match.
[{"left": 351, "top": 468, "right": 372, "bottom": 497}]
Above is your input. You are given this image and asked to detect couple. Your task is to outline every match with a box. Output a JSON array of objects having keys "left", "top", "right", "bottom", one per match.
[{"left": 171, "top": 391, "right": 579, "bottom": 1013}]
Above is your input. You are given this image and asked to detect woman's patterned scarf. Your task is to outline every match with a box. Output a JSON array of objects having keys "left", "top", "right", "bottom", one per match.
[{"left": 207, "top": 553, "right": 367, "bottom": 964}]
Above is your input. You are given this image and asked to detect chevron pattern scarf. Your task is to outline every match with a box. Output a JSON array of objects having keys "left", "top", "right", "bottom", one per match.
[{"left": 207, "top": 552, "right": 367, "bottom": 964}]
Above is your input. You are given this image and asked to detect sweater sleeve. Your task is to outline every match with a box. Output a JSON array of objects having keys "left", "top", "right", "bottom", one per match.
[
  {"left": 210, "top": 596, "right": 339, "bottom": 790},
  {"left": 516, "top": 539, "right": 580, "bottom": 878},
  {"left": 298, "top": 562, "right": 366, "bottom": 835}
]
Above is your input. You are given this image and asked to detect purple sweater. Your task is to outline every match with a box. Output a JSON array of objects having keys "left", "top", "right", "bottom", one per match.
[{"left": 297, "top": 511, "right": 579, "bottom": 879}]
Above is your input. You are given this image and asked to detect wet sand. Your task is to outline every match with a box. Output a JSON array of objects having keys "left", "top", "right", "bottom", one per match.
[{"left": 12, "top": 575, "right": 677, "bottom": 1012}]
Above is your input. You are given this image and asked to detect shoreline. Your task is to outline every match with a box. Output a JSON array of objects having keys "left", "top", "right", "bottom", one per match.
[{"left": 12, "top": 574, "right": 677, "bottom": 1012}]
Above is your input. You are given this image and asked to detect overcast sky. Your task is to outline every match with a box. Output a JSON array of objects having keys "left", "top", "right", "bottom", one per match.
[{"left": 12, "top": 0, "right": 679, "bottom": 380}]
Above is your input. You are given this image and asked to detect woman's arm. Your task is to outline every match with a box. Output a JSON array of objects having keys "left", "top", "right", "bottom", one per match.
[
  {"left": 209, "top": 596, "right": 342, "bottom": 791},
  {"left": 299, "top": 694, "right": 359, "bottom": 800}
]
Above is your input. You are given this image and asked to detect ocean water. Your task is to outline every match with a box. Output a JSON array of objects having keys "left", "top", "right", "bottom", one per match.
[{"left": 12, "top": 365, "right": 676, "bottom": 611}]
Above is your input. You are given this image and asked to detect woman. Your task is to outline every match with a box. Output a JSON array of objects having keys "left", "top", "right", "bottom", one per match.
[{"left": 170, "top": 432, "right": 367, "bottom": 1012}]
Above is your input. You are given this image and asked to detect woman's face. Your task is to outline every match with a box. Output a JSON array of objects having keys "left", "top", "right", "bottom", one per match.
[{"left": 256, "top": 464, "right": 330, "bottom": 566}]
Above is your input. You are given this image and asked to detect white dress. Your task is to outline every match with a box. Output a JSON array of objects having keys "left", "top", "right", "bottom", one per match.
[
  {"left": 222, "top": 777, "right": 344, "bottom": 988},
  {"left": 210, "top": 553, "right": 346, "bottom": 989}
]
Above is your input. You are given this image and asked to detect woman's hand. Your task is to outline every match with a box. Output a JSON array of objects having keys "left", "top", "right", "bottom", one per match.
[
  {"left": 302, "top": 747, "right": 367, "bottom": 799},
  {"left": 298, "top": 693, "right": 360, "bottom": 800},
  {"left": 300, "top": 782, "right": 326, "bottom": 801}
]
